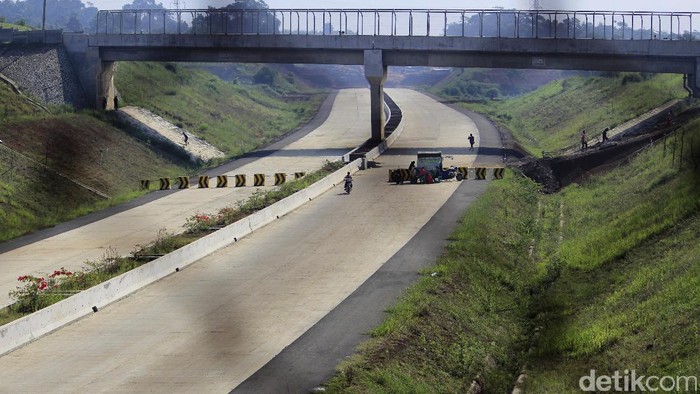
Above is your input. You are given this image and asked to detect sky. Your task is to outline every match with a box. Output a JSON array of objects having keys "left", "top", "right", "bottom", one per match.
[{"left": 89, "top": 0, "right": 700, "bottom": 13}]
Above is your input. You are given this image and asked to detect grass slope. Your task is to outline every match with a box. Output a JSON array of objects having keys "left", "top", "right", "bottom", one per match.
[
  {"left": 0, "top": 84, "right": 186, "bottom": 241},
  {"left": 324, "top": 93, "right": 700, "bottom": 392},
  {"left": 526, "top": 122, "right": 700, "bottom": 391},
  {"left": 457, "top": 73, "right": 687, "bottom": 156},
  {"left": 115, "top": 62, "right": 323, "bottom": 158},
  {"left": 430, "top": 68, "right": 568, "bottom": 100},
  {"left": 1, "top": 60, "right": 324, "bottom": 242}
]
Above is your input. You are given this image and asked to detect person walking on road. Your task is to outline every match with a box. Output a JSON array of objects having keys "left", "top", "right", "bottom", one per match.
[
  {"left": 581, "top": 130, "right": 588, "bottom": 151},
  {"left": 468, "top": 133, "right": 475, "bottom": 151},
  {"left": 113, "top": 96, "right": 119, "bottom": 111},
  {"left": 602, "top": 127, "right": 609, "bottom": 143},
  {"left": 183, "top": 131, "right": 189, "bottom": 145}
]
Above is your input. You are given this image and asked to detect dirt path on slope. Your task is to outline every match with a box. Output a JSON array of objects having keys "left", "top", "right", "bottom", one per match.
[{"left": 118, "top": 106, "right": 225, "bottom": 163}]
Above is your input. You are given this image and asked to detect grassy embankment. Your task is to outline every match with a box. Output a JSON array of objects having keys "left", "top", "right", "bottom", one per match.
[
  {"left": 453, "top": 73, "right": 687, "bottom": 156},
  {"left": 0, "top": 62, "right": 322, "bottom": 241},
  {"left": 324, "top": 76, "right": 700, "bottom": 392},
  {"left": 430, "top": 68, "right": 568, "bottom": 100},
  {"left": 115, "top": 62, "right": 323, "bottom": 158}
]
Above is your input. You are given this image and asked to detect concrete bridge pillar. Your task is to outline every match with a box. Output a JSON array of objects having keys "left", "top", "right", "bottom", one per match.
[
  {"left": 691, "top": 59, "right": 700, "bottom": 98},
  {"left": 364, "top": 50, "right": 387, "bottom": 142},
  {"left": 99, "top": 61, "right": 117, "bottom": 109},
  {"left": 62, "top": 33, "right": 116, "bottom": 109}
]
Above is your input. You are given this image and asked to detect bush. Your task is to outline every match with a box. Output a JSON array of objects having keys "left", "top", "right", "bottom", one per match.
[
  {"left": 621, "top": 73, "right": 643, "bottom": 85},
  {"left": 253, "top": 66, "right": 276, "bottom": 85}
]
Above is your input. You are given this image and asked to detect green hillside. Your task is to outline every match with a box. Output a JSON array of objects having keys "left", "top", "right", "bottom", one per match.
[
  {"left": 0, "top": 84, "right": 185, "bottom": 241},
  {"left": 458, "top": 73, "right": 687, "bottom": 156},
  {"left": 324, "top": 80, "right": 700, "bottom": 392},
  {"left": 429, "top": 68, "right": 568, "bottom": 100},
  {"left": 0, "top": 61, "right": 324, "bottom": 242},
  {"left": 115, "top": 62, "right": 323, "bottom": 158}
]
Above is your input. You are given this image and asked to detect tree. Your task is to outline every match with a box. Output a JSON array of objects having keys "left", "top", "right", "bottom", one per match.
[
  {"left": 191, "top": 0, "right": 279, "bottom": 35},
  {"left": 65, "top": 13, "right": 81, "bottom": 31}
]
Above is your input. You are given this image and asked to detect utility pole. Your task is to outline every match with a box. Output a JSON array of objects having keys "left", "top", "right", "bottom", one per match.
[
  {"left": 531, "top": 0, "right": 542, "bottom": 10},
  {"left": 42, "top": 0, "right": 46, "bottom": 42}
]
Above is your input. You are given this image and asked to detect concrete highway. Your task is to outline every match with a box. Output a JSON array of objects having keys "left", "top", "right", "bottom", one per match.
[
  {"left": 0, "top": 89, "right": 370, "bottom": 309},
  {"left": 0, "top": 88, "right": 495, "bottom": 392}
]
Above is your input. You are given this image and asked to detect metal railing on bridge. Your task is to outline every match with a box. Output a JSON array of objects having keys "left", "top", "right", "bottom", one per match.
[{"left": 96, "top": 8, "right": 699, "bottom": 41}]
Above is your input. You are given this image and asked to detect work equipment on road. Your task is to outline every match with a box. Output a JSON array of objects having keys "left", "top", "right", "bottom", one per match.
[{"left": 391, "top": 152, "right": 464, "bottom": 184}]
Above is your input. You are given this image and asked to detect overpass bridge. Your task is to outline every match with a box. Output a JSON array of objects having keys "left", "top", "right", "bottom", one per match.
[{"left": 62, "top": 8, "right": 700, "bottom": 141}]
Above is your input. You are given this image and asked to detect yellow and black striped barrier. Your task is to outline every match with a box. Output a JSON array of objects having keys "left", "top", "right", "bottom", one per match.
[
  {"left": 216, "top": 175, "right": 228, "bottom": 188},
  {"left": 177, "top": 176, "right": 190, "bottom": 189},
  {"left": 254, "top": 174, "right": 265, "bottom": 186},
  {"left": 475, "top": 168, "right": 487, "bottom": 180},
  {"left": 198, "top": 176, "right": 210, "bottom": 188},
  {"left": 389, "top": 169, "right": 410, "bottom": 183},
  {"left": 234, "top": 174, "right": 246, "bottom": 187},
  {"left": 159, "top": 178, "right": 171, "bottom": 190},
  {"left": 493, "top": 168, "right": 505, "bottom": 180},
  {"left": 147, "top": 171, "right": 323, "bottom": 190},
  {"left": 457, "top": 167, "right": 469, "bottom": 180}
]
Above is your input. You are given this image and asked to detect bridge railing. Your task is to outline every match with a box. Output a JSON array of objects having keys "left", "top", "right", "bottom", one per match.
[{"left": 95, "top": 9, "right": 700, "bottom": 41}]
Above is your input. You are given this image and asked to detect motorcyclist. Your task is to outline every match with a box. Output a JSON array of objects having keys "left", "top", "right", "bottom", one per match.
[{"left": 343, "top": 172, "right": 353, "bottom": 191}]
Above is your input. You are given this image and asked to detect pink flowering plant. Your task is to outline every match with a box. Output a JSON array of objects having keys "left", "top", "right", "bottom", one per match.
[
  {"left": 184, "top": 213, "right": 222, "bottom": 234},
  {"left": 10, "top": 267, "right": 74, "bottom": 312}
]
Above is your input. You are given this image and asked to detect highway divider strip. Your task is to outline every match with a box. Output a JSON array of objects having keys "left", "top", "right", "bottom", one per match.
[{"left": 0, "top": 158, "right": 363, "bottom": 357}]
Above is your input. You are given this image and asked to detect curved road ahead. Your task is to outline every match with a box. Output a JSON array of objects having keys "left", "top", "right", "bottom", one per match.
[{"left": 0, "top": 89, "right": 501, "bottom": 392}]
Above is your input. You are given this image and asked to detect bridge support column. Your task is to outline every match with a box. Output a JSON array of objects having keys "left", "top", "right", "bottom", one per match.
[
  {"left": 63, "top": 33, "right": 117, "bottom": 109},
  {"left": 691, "top": 59, "right": 700, "bottom": 98},
  {"left": 98, "top": 61, "right": 117, "bottom": 109},
  {"left": 364, "top": 50, "right": 387, "bottom": 142}
]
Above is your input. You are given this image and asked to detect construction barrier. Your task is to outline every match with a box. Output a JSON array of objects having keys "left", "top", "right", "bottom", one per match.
[
  {"left": 177, "top": 176, "right": 190, "bottom": 189},
  {"left": 384, "top": 166, "right": 506, "bottom": 183},
  {"left": 389, "top": 168, "right": 411, "bottom": 183},
  {"left": 234, "top": 174, "right": 246, "bottom": 187},
  {"left": 493, "top": 168, "right": 505, "bottom": 180},
  {"left": 254, "top": 174, "right": 265, "bottom": 186},
  {"left": 159, "top": 178, "right": 171, "bottom": 190},
  {"left": 198, "top": 176, "right": 210, "bottom": 188},
  {"left": 457, "top": 167, "right": 469, "bottom": 180},
  {"left": 145, "top": 172, "right": 325, "bottom": 190},
  {"left": 216, "top": 175, "right": 228, "bottom": 188}
]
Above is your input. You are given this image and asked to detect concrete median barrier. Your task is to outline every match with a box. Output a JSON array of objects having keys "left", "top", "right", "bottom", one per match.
[{"left": 0, "top": 159, "right": 362, "bottom": 356}]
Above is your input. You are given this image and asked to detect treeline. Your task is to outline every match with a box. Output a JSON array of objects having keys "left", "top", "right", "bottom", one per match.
[{"left": 0, "top": 0, "right": 271, "bottom": 33}]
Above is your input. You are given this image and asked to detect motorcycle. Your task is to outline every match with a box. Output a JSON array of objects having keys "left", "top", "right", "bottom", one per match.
[{"left": 344, "top": 180, "right": 353, "bottom": 194}]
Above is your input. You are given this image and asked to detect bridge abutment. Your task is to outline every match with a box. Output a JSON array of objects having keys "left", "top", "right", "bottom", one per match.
[
  {"left": 364, "top": 50, "right": 387, "bottom": 142},
  {"left": 692, "top": 59, "right": 700, "bottom": 98},
  {"left": 63, "top": 33, "right": 116, "bottom": 109}
]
